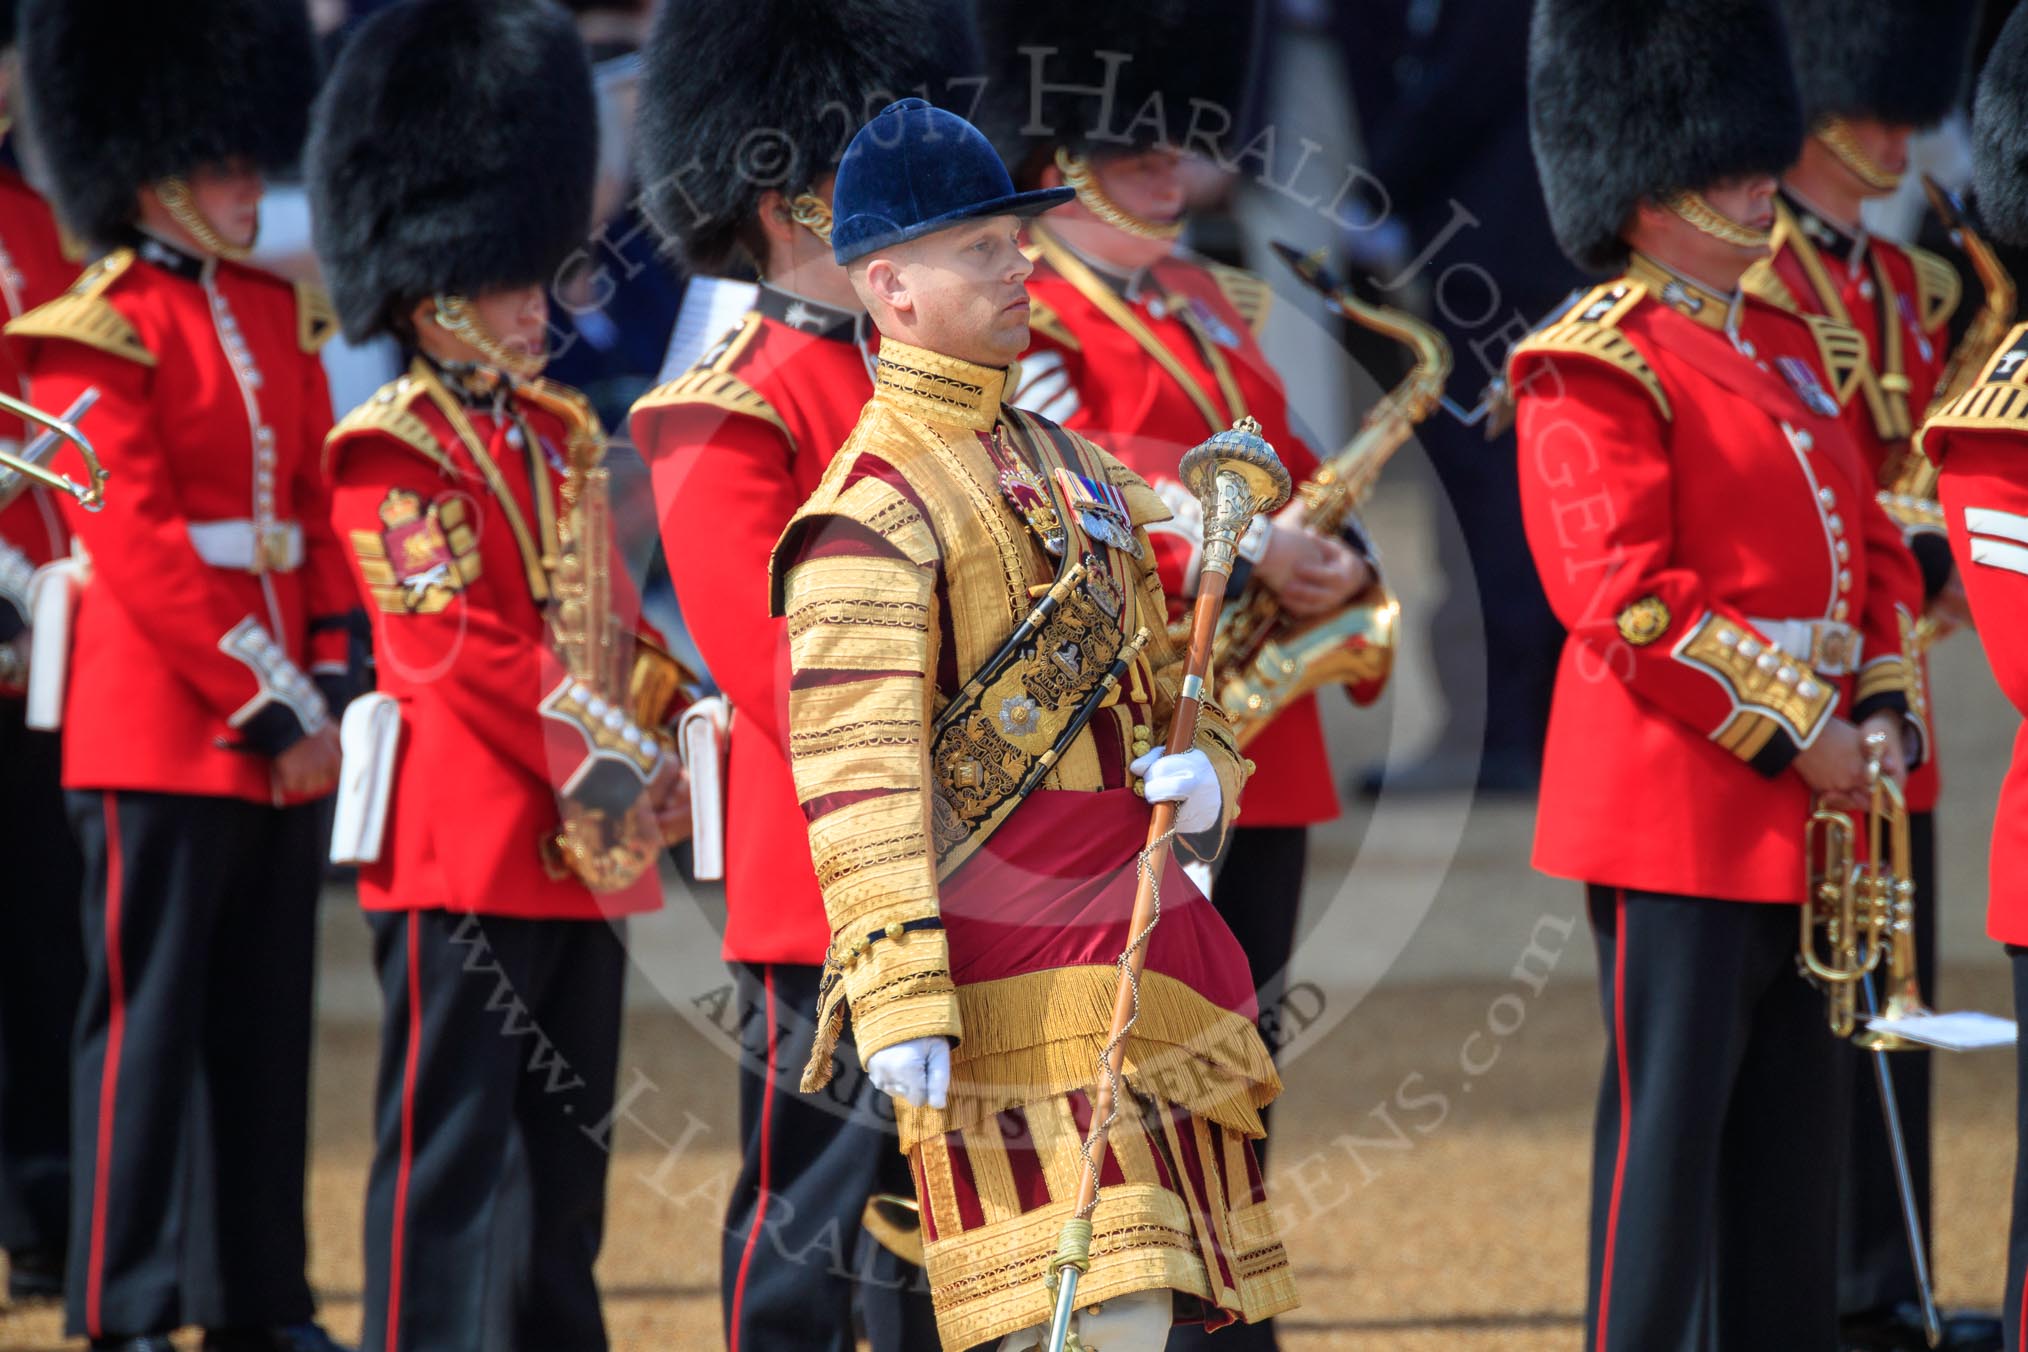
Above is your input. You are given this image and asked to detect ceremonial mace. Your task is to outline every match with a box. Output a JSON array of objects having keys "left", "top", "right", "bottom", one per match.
[{"left": 1043, "top": 417, "right": 1290, "bottom": 1352}]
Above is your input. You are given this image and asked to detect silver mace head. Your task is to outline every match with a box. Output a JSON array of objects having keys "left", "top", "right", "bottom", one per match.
[{"left": 1179, "top": 416, "right": 1293, "bottom": 578}]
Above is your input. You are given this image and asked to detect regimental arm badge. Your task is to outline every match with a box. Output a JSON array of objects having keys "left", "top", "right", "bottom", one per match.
[
  {"left": 1617, "top": 594, "right": 1672, "bottom": 647},
  {"left": 349, "top": 488, "right": 482, "bottom": 614}
]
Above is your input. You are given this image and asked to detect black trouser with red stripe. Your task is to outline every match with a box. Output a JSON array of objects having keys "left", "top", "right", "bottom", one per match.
[
  {"left": 361, "top": 909, "right": 625, "bottom": 1352},
  {"left": 722, "top": 961, "right": 939, "bottom": 1352},
  {"left": 1163, "top": 824, "right": 1308, "bottom": 1352},
  {"left": 1584, "top": 886, "right": 1846, "bottom": 1352},
  {"left": 1838, "top": 810, "right": 1938, "bottom": 1316},
  {"left": 64, "top": 789, "right": 322, "bottom": 1339},
  {"left": 2003, "top": 948, "right": 2028, "bottom": 1351},
  {"left": 0, "top": 708, "right": 83, "bottom": 1262}
]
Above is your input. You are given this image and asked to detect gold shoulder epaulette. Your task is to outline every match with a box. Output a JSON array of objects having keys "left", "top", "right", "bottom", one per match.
[
  {"left": 1093, "top": 443, "right": 1173, "bottom": 527},
  {"left": 1802, "top": 314, "right": 1868, "bottom": 408},
  {"left": 1027, "top": 295, "right": 1080, "bottom": 353},
  {"left": 3, "top": 249, "right": 153, "bottom": 367},
  {"left": 632, "top": 366, "right": 792, "bottom": 444},
  {"left": 326, "top": 374, "right": 451, "bottom": 476},
  {"left": 1918, "top": 321, "right": 2028, "bottom": 449},
  {"left": 1742, "top": 259, "right": 1801, "bottom": 314},
  {"left": 295, "top": 281, "right": 339, "bottom": 353},
  {"left": 1509, "top": 280, "right": 1670, "bottom": 421},
  {"left": 1906, "top": 245, "right": 1962, "bottom": 334},
  {"left": 1206, "top": 262, "right": 1273, "bottom": 336}
]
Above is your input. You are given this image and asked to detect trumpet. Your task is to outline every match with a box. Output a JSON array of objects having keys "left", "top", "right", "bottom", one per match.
[
  {"left": 1801, "top": 733, "right": 1931, "bottom": 1042},
  {"left": 0, "top": 388, "right": 107, "bottom": 513},
  {"left": 1198, "top": 244, "right": 1450, "bottom": 746},
  {"left": 1799, "top": 729, "right": 1944, "bottom": 1346}
]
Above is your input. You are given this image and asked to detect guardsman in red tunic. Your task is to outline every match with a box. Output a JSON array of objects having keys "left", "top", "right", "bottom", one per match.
[
  {"left": 1919, "top": 12, "right": 2028, "bottom": 1345},
  {"left": 977, "top": 8, "right": 1376, "bottom": 1179},
  {"left": 0, "top": 0, "right": 85, "bottom": 1304},
  {"left": 8, "top": 3, "right": 357, "bottom": 1348},
  {"left": 308, "top": 5, "right": 686, "bottom": 1350},
  {"left": 1753, "top": 5, "right": 1996, "bottom": 1347},
  {"left": 625, "top": 4, "right": 974, "bottom": 1346},
  {"left": 1515, "top": 3, "right": 1928, "bottom": 1347}
]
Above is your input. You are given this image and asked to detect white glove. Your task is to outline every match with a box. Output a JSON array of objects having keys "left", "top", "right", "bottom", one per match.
[
  {"left": 1130, "top": 746, "right": 1222, "bottom": 835},
  {"left": 866, "top": 1036, "right": 952, "bottom": 1109}
]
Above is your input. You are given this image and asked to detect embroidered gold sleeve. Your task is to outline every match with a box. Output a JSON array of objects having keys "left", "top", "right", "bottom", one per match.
[
  {"left": 782, "top": 520, "right": 960, "bottom": 1074},
  {"left": 1674, "top": 612, "right": 1837, "bottom": 762}
]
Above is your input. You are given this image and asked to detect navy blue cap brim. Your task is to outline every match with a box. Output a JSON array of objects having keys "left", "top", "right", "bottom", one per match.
[{"left": 834, "top": 186, "right": 1075, "bottom": 264}]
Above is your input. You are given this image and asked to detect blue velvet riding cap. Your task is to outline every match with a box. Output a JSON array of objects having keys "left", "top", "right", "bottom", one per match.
[{"left": 831, "top": 97, "right": 1073, "bottom": 264}]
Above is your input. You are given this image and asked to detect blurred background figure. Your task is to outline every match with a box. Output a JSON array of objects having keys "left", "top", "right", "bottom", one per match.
[{"left": 0, "top": 0, "right": 85, "bottom": 1311}]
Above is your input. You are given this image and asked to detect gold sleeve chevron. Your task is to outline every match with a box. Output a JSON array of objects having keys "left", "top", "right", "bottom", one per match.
[
  {"left": 1508, "top": 288, "right": 1672, "bottom": 421},
  {"left": 3, "top": 250, "right": 154, "bottom": 367},
  {"left": 295, "top": 281, "right": 339, "bottom": 353},
  {"left": 1207, "top": 262, "right": 1274, "bottom": 335},
  {"left": 1803, "top": 314, "right": 1868, "bottom": 408},
  {"left": 1675, "top": 612, "right": 1837, "bottom": 762},
  {"left": 632, "top": 366, "right": 793, "bottom": 445},
  {"left": 781, "top": 542, "right": 959, "bottom": 1081},
  {"left": 1907, "top": 245, "right": 1962, "bottom": 334}
]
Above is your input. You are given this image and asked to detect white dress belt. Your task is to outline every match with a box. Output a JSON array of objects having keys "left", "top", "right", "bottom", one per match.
[
  {"left": 1748, "top": 617, "right": 1861, "bottom": 676},
  {"left": 187, "top": 519, "right": 304, "bottom": 573}
]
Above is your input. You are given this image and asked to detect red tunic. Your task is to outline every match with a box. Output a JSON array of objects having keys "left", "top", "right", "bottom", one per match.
[
  {"left": 1761, "top": 195, "right": 1958, "bottom": 810},
  {"left": 1015, "top": 226, "right": 1342, "bottom": 826},
  {"left": 7, "top": 237, "right": 355, "bottom": 802},
  {"left": 0, "top": 166, "right": 80, "bottom": 688},
  {"left": 1512, "top": 256, "right": 1923, "bottom": 904},
  {"left": 630, "top": 288, "right": 875, "bottom": 963},
  {"left": 326, "top": 361, "right": 663, "bottom": 920},
  {"left": 1920, "top": 322, "right": 2028, "bottom": 941}
]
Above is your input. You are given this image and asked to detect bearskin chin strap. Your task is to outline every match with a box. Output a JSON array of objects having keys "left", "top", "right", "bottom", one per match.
[
  {"left": 432, "top": 294, "right": 547, "bottom": 381},
  {"left": 1666, "top": 191, "right": 1773, "bottom": 251},
  {"left": 156, "top": 176, "right": 254, "bottom": 262},
  {"left": 1055, "top": 148, "right": 1185, "bottom": 243},
  {"left": 789, "top": 193, "right": 835, "bottom": 245},
  {"left": 1816, "top": 118, "right": 1904, "bottom": 194}
]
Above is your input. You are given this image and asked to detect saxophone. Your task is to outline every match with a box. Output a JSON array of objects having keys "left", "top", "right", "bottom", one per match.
[
  {"left": 1203, "top": 244, "right": 1451, "bottom": 746},
  {"left": 517, "top": 379, "right": 685, "bottom": 893}
]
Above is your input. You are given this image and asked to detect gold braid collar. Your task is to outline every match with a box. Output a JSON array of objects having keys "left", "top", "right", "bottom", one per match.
[
  {"left": 1666, "top": 192, "right": 1772, "bottom": 251},
  {"left": 1055, "top": 149, "right": 1184, "bottom": 242},
  {"left": 155, "top": 176, "right": 254, "bottom": 262},
  {"left": 432, "top": 294, "right": 547, "bottom": 382},
  {"left": 871, "top": 338, "right": 1007, "bottom": 431},
  {"left": 1817, "top": 118, "right": 1903, "bottom": 193}
]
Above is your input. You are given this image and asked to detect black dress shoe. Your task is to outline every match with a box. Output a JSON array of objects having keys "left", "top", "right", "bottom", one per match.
[
  {"left": 1842, "top": 1303, "right": 2005, "bottom": 1351},
  {"left": 204, "top": 1325, "right": 356, "bottom": 1352},
  {"left": 88, "top": 1338, "right": 176, "bottom": 1352},
  {"left": 5, "top": 1246, "right": 64, "bottom": 1301}
]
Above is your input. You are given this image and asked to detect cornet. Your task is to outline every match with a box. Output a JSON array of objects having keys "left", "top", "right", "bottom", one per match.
[{"left": 0, "top": 389, "right": 107, "bottom": 513}]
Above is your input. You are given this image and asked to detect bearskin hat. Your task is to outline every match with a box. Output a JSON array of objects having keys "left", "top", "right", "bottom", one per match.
[
  {"left": 1529, "top": 0, "right": 1804, "bottom": 275},
  {"left": 18, "top": 0, "right": 318, "bottom": 247},
  {"left": 1973, "top": 1, "right": 2028, "bottom": 246},
  {"left": 307, "top": 0, "right": 597, "bottom": 343},
  {"left": 972, "top": 0, "right": 1267, "bottom": 185},
  {"left": 1778, "top": 0, "right": 1979, "bottom": 130},
  {"left": 637, "top": 0, "right": 980, "bottom": 276}
]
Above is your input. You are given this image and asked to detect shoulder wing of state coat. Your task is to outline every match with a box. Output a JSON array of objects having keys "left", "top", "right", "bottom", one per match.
[
  {"left": 1507, "top": 279, "right": 1671, "bottom": 421},
  {"left": 2, "top": 249, "right": 154, "bottom": 367}
]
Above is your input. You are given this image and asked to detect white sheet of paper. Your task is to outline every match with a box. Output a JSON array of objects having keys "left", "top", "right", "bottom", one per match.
[{"left": 1863, "top": 1010, "right": 2018, "bottom": 1052}]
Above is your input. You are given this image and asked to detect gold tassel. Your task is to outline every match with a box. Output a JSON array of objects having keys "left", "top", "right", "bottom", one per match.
[{"left": 800, "top": 971, "right": 850, "bottom": 1093}]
